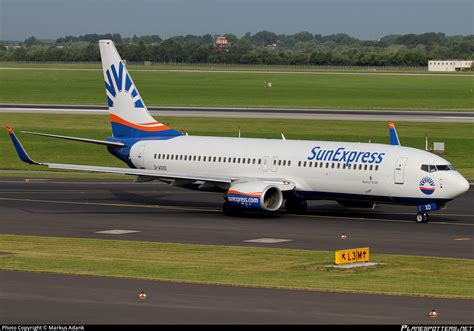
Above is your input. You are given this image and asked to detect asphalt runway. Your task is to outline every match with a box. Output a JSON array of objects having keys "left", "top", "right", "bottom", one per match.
[
  {"left": 0, "top": 178, "right": 472, "bottom": 324},
  {"left": 1, "top": 104, "right": 473, "bottom": 122},
  {"left": 0, "top": 178, "right": 472, "bottom": 258},
  {"left": 1, "top": 271, "right": 472, "bottom": 324}
]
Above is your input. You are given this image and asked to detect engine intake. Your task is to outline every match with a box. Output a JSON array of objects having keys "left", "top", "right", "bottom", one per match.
[{"left": 226, "top": 181, "right": 283, "bottom": 212}]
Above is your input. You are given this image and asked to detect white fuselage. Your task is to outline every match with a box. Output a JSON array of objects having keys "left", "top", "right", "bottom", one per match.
[{"left": 129, "top": 136, "right": 468, "bottom": 205}]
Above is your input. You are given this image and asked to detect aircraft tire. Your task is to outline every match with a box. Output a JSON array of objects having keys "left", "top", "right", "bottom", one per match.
[
  {"left": 416, "top": 212, "right": 429, "bottom": 223},
  {"left": 285, "top": 198, "right": 308, "bottom": 214}
]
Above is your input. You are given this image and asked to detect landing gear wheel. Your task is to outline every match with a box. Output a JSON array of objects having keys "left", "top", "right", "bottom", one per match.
[
  {"left": 285, "top": 199, "right": 308, "bottom": 214},
  {"left": 416, "top": 213, "right": 429, "bottom": 223},
  {"left": 223, "top": 201, "right": 243, "bottom": 216}
]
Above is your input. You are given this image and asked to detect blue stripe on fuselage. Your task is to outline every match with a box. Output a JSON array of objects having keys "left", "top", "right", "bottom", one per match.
[{"left": 295, "top": 190, "right": 451, "bottom": 206}]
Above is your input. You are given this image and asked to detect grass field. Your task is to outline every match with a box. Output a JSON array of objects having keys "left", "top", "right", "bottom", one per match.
[
  {"left": 0, "top": 113, "right": 472, "bottom": 178},
  {"left": 0, "top": 235, "right": 472, "bottom": 298},
  {"left": 0, "top": 67, "right": 472, "bottom": 110}
]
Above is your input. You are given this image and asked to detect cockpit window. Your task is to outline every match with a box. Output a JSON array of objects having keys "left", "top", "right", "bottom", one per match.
[
  {"left": 436, "top": 164, "right": 455, "bottom": 171},
  {"left": 421, "top": 164, "right": 455, "bottom": 172}
]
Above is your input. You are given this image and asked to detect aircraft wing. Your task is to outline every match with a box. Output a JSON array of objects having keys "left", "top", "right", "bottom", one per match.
[
  {"left": 6, "top": 127, "right": 231, "bottom": 183},
  {"left": 6, "top": 127, "right": 296, "bottom": 189}
]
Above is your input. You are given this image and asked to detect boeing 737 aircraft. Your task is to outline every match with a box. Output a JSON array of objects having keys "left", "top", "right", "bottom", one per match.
[{"left": 6, "top": 40, "right": 469, "bottom": 223}]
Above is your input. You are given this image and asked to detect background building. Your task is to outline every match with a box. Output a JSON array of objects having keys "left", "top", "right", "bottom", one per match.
[{"left": 428, "top": 60, "right": 472, "bottom": 72}]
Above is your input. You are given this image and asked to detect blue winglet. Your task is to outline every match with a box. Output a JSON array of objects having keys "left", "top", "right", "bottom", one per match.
[
  {"left": 6, "top": 127, "right": 40, "bottom": 165},
  {"left": 388, "top": 122, "right": 401, "bottom": 146}
]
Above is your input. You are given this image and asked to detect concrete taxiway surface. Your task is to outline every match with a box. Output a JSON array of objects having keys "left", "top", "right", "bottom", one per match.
[
  {"left": 1, "top": 271, "right": 472, "bottom": 324},
  {"left": 0, "top": 178, "right": 472, "bottom": 258}
]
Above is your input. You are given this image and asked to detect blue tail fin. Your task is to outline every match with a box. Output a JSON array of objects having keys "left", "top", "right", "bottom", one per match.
[{"left": 98, "top": 40, "right": 182, "bottom": 139}]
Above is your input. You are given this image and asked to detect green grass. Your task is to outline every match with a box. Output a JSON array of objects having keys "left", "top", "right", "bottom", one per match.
[
  {"left": 0, "top": 67, "right": 472, "bottom": 110},
  {"left": 0, "top": 234, "right": 472, "bottom": 298},
  {"left": 0, "top": 113, "right": 472, "bottom": 178}
]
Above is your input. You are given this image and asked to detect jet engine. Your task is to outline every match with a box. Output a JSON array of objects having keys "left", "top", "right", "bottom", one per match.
[{"left": 225, "top": 181, "right": 283, "bottom": 212}]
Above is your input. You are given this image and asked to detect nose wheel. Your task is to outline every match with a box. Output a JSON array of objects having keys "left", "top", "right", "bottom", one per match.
[{"left": 416, "top": 212, "right": 429, "bottom": 223}]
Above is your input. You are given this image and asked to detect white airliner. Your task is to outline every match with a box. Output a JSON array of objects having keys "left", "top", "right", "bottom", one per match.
[{"left": 6, "top": 40, "right": 469, "bottom": 223}]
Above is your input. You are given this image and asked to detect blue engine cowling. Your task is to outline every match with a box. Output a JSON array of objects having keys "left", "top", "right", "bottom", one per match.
[{"left": 226, "top": 181, "right": 283, "bottom": 211}]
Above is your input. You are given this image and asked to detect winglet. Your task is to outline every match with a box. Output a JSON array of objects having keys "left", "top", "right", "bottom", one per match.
[
  {"left": 388, "top": 122, "right": 401, "bottom": 146},
  {"left": 5, "top": 126, "right": 41, "bottom": 165}
]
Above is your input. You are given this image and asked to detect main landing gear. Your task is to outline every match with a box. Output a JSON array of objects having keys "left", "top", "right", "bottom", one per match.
[
  {"left": 285, "top": 198, "right": 308, "bottom": 214},
  {"left": 416, "top": 212, "right": 430, "bottom": 223}
]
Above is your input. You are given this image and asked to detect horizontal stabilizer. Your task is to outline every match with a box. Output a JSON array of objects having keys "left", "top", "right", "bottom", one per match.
[{"left": 21, "top": 131, "right": 124, "bottom": 147}]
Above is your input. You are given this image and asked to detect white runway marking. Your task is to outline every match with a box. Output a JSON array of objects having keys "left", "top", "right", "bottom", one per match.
[
  {"left": 95, "top": 229, "right": 140, "bottom": 235},
  {"left": 243, "top": 238, "right": 293, "bottom": 244}
]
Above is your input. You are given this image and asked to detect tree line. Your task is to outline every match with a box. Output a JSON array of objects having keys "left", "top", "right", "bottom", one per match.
[{"left": 1, "top": 32, "right": 472, "bottom": 66}]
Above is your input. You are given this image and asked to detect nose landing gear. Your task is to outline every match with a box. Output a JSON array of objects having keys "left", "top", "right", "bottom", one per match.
[{"left": 416, "top": 212, "right": 429, "bottom": 223}]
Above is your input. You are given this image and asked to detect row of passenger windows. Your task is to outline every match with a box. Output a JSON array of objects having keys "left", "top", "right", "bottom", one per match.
[
  {"left": 298, "top": 160, "right": 379, "bottom": 171},
  {"left": 154, "top": 153, "right": 379, "bottom": 171},
  {"left": 154, "top": 153, "right": 292, "bottom": 166}
]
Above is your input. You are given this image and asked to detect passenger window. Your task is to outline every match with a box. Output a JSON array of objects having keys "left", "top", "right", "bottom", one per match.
[
  {"left": 375, "top": 165, "right": 379, "bottom": 171},
  {"left": 337, "top": 163, "right": 340, "bottom": 169},
  {"left": 218, "top": 157, "right": 222, "bottom": 162},
  {"left": 193, "top": 156, "right": 197, "bottom": 161},
  {"left": 278, "top": 160, "right": 282, "bottom": 166},
  {"left": 282, "top": 160, "right": 286, "bottom": 166},
  {"left": 198, "top": 156, "right": 201, "bottom": 161},
  {"left": 298, "top": 161, "right": 301, "bottom": 167},
  {"left": 288, "top": 160, "right": 291, "bottom": 166},
  {"left": 237, "top": 158, "right": 241, "bottom": 163},
  {"left": 359, "top": 164, "right": 362, "bottom": 170},
  {"left": 331, "top": 163, "right": 335, "bottom": 169},
  {"left": 303, "top": 161, "right": 306, "bottom": 167},
  {"left": 248, "top": 158, "right": 251, "bottom": 164},
  {"left": 258, "top": 159, "right": 262, "bottom": 165},
  {"left": 253, "top": 158, "right": 256, "bottom": 164},
  {"left": 369, "top": 165, "right": 373, "bottom": 171},
  {"left": 319, "top": 162, "right": 323, "bottom": 168},
  {"left": 326, "top": 163, "right": 329, "bottom": 168},
  {"left": 243, "top": 158, "right": 246, "bottom": 164}
]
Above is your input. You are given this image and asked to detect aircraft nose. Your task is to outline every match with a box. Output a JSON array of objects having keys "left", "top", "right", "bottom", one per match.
[{"left": 454, "top": 175, "right": 470, "bottom": 197}]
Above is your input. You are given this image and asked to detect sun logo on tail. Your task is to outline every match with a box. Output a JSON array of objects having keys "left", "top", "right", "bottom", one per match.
[
  {"left": 104, "top": 62, "right": 144, "bottom": 109},
  {"left": 419, "top": 177, "right": 435, "bottom": 195}
]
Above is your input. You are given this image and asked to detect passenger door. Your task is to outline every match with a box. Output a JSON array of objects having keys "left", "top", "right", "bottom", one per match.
[
  {"left": 271, "top": 156, "right": 279, "bottom": 172},
  {"left": 394, "top": 157, "right": 408, "bottom": 184},
  {"left": 136, "top": 145, "right": 146, "bottom": 169},
  {"left": 261, "top": 156, "right": 269, "bottom": 172}
]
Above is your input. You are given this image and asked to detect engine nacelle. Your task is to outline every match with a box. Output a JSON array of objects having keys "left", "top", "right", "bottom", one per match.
[{"left": 226, "top": 181, "right": 283, "bottom": 212}]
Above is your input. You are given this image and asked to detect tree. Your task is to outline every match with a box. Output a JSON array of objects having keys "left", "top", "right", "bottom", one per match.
[{"left": 24, "top": 36, "right": 39, "bottom": 48}]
